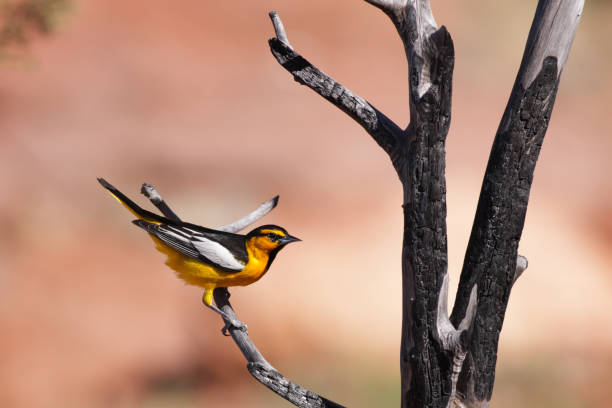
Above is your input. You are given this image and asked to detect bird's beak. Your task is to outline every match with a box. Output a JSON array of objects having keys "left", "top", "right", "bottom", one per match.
[{"left": 280, "top": 234, "right": 301, "bottom": 245}]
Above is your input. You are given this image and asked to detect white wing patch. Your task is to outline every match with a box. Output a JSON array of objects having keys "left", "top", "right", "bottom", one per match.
[{"left": 192, "top": 236, "right": 245, "bottom": 271}]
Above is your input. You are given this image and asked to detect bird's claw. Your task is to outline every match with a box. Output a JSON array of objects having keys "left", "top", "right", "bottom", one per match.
[{"left": 221, "top": 319, "right": 248, "bottom": 336}]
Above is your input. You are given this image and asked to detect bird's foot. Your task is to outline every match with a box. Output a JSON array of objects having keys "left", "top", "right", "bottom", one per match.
[{"left": 221, "top": 318, "right": 248, "bottom": 336}]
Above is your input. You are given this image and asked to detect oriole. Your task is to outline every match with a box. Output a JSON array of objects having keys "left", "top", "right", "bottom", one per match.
[{"left": 98, "top": 178, "right": 300, "bottom": 332}]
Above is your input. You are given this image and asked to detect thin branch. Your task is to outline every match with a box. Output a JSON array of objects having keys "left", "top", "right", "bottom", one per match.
[
  {"left": 218, "top": 196, "right": 279, "bottom": 233},
  {"left": 214, "top": 289, "right": 345, "bottom": 408},
  {"left": 267, "top": 12, "right": 404, "bottom": 165},
  {"left": 363, "top": 0, "right": 407, "bottom": 23},
  {"left": 141, "top": 183, "right": 182, "bottom": 222},
  {"left": 363, "top": 0, "right": 406, "bottom": 10},
  {"left": 140, "top": 184, "right": 345, "bottom": 408},
  {"left": 141, "top": 183, "right": 278, "bottom": 233},
  {"left": 366, "top": 0, "right": 440, "bottom": 98},
  {"left": 269, "top": 11, "right": 292, "bottom": 50}
]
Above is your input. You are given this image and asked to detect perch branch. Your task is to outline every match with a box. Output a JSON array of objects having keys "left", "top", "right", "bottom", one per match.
[
  {"left": 214, "top": 289, "right": 344, "bottom": 408},
  {"left": 268, "top": 11, "right": 404, "bottom": 167},
  {"left": 139, "top": 184, "right": 345, "bottom": 408}
]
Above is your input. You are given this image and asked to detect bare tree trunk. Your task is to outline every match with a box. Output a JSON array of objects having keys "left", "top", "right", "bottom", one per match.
[{"left": 268, "top": 1, "right": 584, "bottom": 407}]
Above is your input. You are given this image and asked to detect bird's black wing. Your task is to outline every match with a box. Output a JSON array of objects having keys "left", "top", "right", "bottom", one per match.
[{"left": 133, "top": 220, "right": 248, "bottom": 272}]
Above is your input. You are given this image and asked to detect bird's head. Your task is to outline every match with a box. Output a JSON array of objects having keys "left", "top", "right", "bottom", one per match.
[{"left": 246, "top": 224, "right": 301, "bottom": 253}]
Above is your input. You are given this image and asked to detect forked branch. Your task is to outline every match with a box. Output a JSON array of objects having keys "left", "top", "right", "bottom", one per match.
[
  {"left": 140, "top": 183, "right": 345, "bottom": 408},
  {"left": 269, "top": 0, "right": 582, "bottom": 407},
  {"left": 269, "top": 3, "right": 455, "bottom": 407},
  {"left": 268, "top": 11, "right": 404, "bottom": 169}
]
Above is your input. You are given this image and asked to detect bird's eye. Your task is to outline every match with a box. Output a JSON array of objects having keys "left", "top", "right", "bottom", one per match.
[{"left": 266, "top": 232, "right": 278, "bottom": 242}]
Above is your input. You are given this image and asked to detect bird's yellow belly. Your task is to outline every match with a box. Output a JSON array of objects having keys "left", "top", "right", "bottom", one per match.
[{"left": 149, "top": 236, "right": 268, "bottom": 289}]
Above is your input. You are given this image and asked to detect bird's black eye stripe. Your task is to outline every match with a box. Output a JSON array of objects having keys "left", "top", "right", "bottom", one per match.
[{"left": 266, "top": 232, "right": 280, "bottom": 242}]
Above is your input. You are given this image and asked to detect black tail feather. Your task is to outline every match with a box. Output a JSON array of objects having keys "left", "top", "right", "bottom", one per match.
[{"left": 97, "top": 177, "right": 169, "bottom": 223}]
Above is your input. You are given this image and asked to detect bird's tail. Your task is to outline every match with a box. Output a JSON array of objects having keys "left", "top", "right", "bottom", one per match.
[{"left": 97, "top": 178, "right": 166, "bottom": 224}]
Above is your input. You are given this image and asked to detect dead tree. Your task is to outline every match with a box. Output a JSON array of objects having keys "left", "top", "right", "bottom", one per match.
[
  {"left": 144, "top": 1, "right": 583, "bottom": 407},
  {"left": 265, "top": 1, "right": 584, "bottom": 407}
]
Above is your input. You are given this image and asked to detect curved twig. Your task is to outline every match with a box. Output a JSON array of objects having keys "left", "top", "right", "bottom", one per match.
[
  {"left": 268, "top": 11, "right": 404, "bottom": 167},
  {"left": 139, "top": 183, "right": 345, "bottom": 408},
  {"left": 218, "top": 196, "right": 279, "bottom": 233}
]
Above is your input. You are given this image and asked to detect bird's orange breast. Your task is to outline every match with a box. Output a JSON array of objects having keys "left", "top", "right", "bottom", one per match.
[{"left": 149, "top": 235, "right": 271, "bottom": 290}]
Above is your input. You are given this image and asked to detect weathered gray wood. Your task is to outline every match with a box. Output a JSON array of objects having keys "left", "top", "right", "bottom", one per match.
[
  {"left": 140, "top": 185, "right": 344, "bottom": 408},
  {"left": 520, "top": 0, "right": 584, "bottom": 88},
  {"left": 141, "top": 182, "right": 278, "bottom": 233},
  {"left": 269, "top": 0, "right": 583, "bottom": 407},
  {"left": 362, "top": 2, "right": 455, "bottom": 406},
  {"left": 436, "top": 255, "right": 524, "bottom": 408},
  {"left": 248, "top": 362, "right": 345, "bottom": 408},
  {"left": 214, "top": 288, "right": 345, "bottom": 408},
  {"left": 268, "top": 11, "right": 404, "bottom": 167},
  {"left": 141, "top": 183, "right": 182, "bottom": 222},
  {"left": 217, "top": 196, "right": 279, "bottom": 233}
]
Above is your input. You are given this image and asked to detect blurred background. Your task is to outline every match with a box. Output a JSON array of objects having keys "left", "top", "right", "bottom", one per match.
[{"left": 0, "top": 0, "right": 610, "bottom": 407}]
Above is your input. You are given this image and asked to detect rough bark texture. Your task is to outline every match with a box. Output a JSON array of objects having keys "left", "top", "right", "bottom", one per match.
[
  {"left": 248, "top": 362, "right": 345, "bottom": 408},
  {"left": 109, "top": 2, "right": 582, "bottom": 404},
  {"left": 448, "top": 2, "right": 583, "bottom": 406},
  {"left": 399, "top": 25, "right": 454, "bottom": 408},
  {"left": 139, "top": 184, "right": 344, "bottom": 408},
  {"left": 450, "top": 58, "right": 559, "bottom": 404},
  {"left": 214, "top": 289, "right": 345, "bottom": 408},
  {"left": 266, "top": 0, "right": 583, "bottom": 407},
  {"left": 268, "top": 34, "right": 404, "bottom": 165}
]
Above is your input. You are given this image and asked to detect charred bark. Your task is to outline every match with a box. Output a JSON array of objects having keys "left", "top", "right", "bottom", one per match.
[{"left": 269, "top": 1, "right": 582, "bottom": 407}]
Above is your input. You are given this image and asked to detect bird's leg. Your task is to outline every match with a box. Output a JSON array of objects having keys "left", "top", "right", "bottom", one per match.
[
  {"left": 202, "top": 289, "right": 248, "bottom": 336},
  {"left": 207, "top": 303, "right": 249, "bottom": 336}
]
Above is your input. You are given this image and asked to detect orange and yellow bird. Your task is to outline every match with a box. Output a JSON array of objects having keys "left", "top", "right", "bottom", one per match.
[{"left": 98, "top": 178, "right": 300, "bottom": 332}]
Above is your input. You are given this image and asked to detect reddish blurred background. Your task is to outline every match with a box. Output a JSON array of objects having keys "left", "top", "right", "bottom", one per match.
[{"left": 0, "top": 0, "right": 610, "bottom": 407}]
